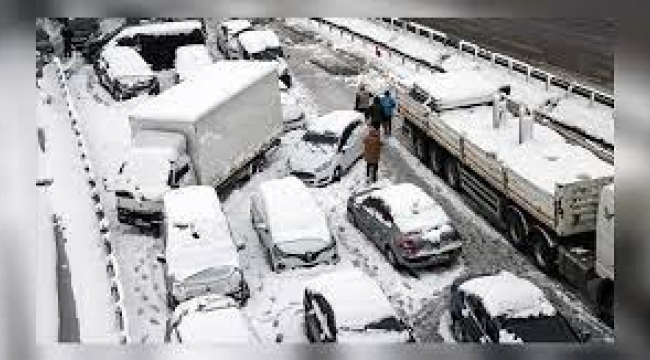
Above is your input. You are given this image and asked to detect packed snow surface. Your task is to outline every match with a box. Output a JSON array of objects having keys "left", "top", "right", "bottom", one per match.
[
  {"left": 307, "top": 110, "right": 363, "bottom": 137},
  {"left": 366, "top": 183, "right": 451, "bottom": 234},
  {"left": 459, "top": 271, "right": 557, "bottom": 319},
  {"left": 100, "top": 46, "right": 153, "bottom": 78},
  {"left": 171, "top": 295, "right": 257, "bottom": 343},
  {"left": 305, "top": 268, "right": 400, "bottom": 330},
  {"left": 439, "top": 105, "right": 614, "bottom": 193},
  {"left": 129, "top": 61, "right": 276, "bottom": 122},
  {"left": 258, "top": 176, "right": 331, "bottom": 245},
  {"left": 237, "top": 29, "right": 282, "bottom": 54}
]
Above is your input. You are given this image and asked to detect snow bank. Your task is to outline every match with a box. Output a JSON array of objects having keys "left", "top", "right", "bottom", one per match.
[
  {"left": 459, "top": 271, "right": 556, "bottom": 319},
  {"left": 307, "top": 110, "right": 363, "bottom": 137},
  {"left": 305, "top": 268, "right": 398, "bottom": 330},
  {"left": 259, "top": 176, "right": 330, "bottom": 244},
  {"left": 100, "top": 46, "right": 153, "bottom": 78},
  {"left": 129, "top": 61, "right": 276, "bottom": 123}
]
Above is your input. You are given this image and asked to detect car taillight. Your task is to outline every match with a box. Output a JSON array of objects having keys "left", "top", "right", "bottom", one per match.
[{"left": 397, "top": 236, "right": 422, "bottom": 255}]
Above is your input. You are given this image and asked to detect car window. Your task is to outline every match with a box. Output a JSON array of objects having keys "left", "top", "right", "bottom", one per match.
[
  {"left": 361, "top": 197, "right": 393, "bottom": 225},
  {"left": 173, "top": 163, "right": 191, "bottom": 184},
  {"left": 339, "top": 123, "right": 357, "bottom": 150}
]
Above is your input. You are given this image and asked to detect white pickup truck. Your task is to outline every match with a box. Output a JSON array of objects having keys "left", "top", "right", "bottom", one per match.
[{"left": 114, "top": 61, "right": 283, "bottom": 233}]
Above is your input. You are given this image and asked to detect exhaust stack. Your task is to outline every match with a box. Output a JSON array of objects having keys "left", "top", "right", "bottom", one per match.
[{"left": 518, "top": 105, "right": 534, "bottom": 144}]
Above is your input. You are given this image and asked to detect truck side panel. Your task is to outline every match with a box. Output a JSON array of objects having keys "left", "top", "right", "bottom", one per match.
[{"left": 193, "top": 70, "right": 282, "bottom": 186}]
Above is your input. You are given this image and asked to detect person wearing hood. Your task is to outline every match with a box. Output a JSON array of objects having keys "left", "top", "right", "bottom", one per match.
[
  {"left": 369, "top": 95, "right": 383, "bottom": 131},
  {"left": 380, "top": 90, "right": 396, "bottom": 136},
  {"left": 355, "top": 84, "right": 372, "bottom": 121},
  {"left": 363, "top": 128, "right": 382, "bottom": 184}
]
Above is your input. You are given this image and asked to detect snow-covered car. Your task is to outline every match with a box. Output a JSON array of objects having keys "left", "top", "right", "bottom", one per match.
[
  {"left": 229, "top": 29, "right": 292, "bottom": 87},
  {"left": 450, "top": 271, "right": 586, "bottom": 343},
  {"left": 346, "top": 183, "right": 463, "bottom": 270},
  {"left": 166, "top": 294, "right": 259, "bottom": 343},
  {"left": 279, "top": 81, "right": 305, "bottom": 131},
  {"left": 303, "top": 268, "right": 414, "bottom": 343},
  {"left": 288, "top": 110, "right": 365, "bottom": 186},
  {"left": 160, "top": 186, "right": 250, "bottom": 307},
  {"left": 216, "top": 19, "right": 253, "bottom": 55},
  {"left": 174, "top": 44, "right": 213, "bottom": 82},
  {"left": 250, "top": 176, "right": 338, "bottom": 272},
  {"left": 94, "top": 46, "right": 160, "bottom": 100}
]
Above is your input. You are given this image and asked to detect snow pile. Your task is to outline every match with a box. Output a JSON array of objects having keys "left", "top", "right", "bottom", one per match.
[
  {"left": 174, "top": 44, "right": 214, "bottom": 81},
  {"left": 459, "top": 271, "right": 557, "bottom": 319},
  {"left": 439, "top": 106, "right": 614, "bottom": 194},
  {"left": 238, "top": 29, "right": 281, "bottom": 54},
  {"left": 129, "top": 61, "right": 276, "bottom": 122},
  {"left": 305, "top": 268, "right": 399, "bottom": 330},
  {"left": 171, "top": 294, "right": 258, "bottom": 343},
  {"left": 307, "top": 110, "right": 363, "bottom": 137},
  {"left": 100, "top": 46, "right": 154, "bottom": 78},
  {"left": 366, "top": 183, "right": 450, "bottom": 233},
  {"left": 259, "top": 176, "right": 331, "bottom": 244}
]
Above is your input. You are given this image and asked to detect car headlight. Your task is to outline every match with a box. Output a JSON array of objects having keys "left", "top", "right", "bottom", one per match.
[{"left": 314, "top": 158, "right": 334, "bottom": 172}]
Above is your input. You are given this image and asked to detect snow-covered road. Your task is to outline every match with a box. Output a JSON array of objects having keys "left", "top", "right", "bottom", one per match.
[{"left": 42, "top": 18, "right": 613, "bottom": 343}]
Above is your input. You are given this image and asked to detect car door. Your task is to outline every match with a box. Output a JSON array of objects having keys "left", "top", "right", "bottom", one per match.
[{"left": 464, "top": 295, "right": 493, "bottom": 343}]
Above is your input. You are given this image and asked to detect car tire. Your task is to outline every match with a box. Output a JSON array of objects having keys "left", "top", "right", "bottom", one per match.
[
  {"left": 505, "top": 205, "right": 529, "bottom": 250},
  {"left": 333, "top": 166, "right": 342, "bottom": 182},
  {"left": 530, "top": 226, "right": 558, "bottom": 275},
  {"left": 452, "top": 318, "right": 465, "bottom": 342}
]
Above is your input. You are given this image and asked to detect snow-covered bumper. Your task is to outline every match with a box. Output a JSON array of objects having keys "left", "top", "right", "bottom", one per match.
[
  {"left": 170, "top": 276, "right": 250, "bottom": 307},
  {"left": 287, "top": 159, "right": 335, "bottom": 187},
  {"left": 272, "top": 243, "right": 339, "bottom": 272},
  {"left": 396, "top": 241, "right": 463, "bottom": 269}
]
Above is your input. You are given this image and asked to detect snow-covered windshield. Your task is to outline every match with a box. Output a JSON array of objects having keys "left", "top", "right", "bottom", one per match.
[
  {"left": 500, "top": 315, "right": 577, "bottom": 342},
  {"left": 184, "top": 266, "right": 241, "bottom": 293},
  {"left": 302, "top": 131, "right": 339, "bottom": 146},
  {"left": 276, "top": 238, "right": 331, "bottom": 254}
]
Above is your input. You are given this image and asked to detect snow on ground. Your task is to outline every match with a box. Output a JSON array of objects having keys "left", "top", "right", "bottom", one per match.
[
  {"left": 38, "top": 65, "right": 119, "bottom": 342},
  {"left": 289, "top": 18, "right": 614, "bottom": 145}
]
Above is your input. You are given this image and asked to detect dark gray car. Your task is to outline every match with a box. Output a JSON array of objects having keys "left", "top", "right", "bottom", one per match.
[{"left": 346, "top": 183, "right": 462, "bottom": 270}]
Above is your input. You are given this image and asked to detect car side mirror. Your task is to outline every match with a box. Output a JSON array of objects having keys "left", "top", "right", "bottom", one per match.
[{"left": 156, "top": 254, "right": 166, "bottom": 264}]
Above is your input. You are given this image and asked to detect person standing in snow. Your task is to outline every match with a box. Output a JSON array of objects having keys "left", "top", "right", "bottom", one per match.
[
  {"left": 61, "top": 25, "right": 73, "bottom": 58},
  {"left": 369, "top": 95, "right": 383, "bottom": 131},
  {"left": 379, "top": 90, "right": 396, "bottom": 137},
  {"left": 355, "top": 84, "right": 372, "bottom": 121},
  {"left": 363, "top": 128, "right": 382, "bottom": 184}
]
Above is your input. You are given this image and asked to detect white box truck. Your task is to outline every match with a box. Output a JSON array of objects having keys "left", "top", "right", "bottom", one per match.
[{"left": 115, "top": 61, "right": 283, "bottom": 233}]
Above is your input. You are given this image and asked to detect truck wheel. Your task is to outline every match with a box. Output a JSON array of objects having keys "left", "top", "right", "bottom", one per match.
[
  {"left": 333, "top": 166, "right": 342, "bottom": 182},
  {"left": 452, "top": 318, "right": 465, "bottom": 342},
  {"left": 530, "top": 226, "right": 558, "bottom": 274},
  {"left": 505, "top": 205, "right": 528, "bottom": 249},
  {"left": 428, "top": 142, "right": 443, "bottom": 174},
  {"left": 443, "top": 157, "right": 460, "bottom": 190}
]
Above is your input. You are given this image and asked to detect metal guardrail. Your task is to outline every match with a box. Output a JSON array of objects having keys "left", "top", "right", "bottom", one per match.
[
  {"left": 52, "top": 57, "right": 131, "bottom": 344},
  {"left": 309, "top": 18, "right": 614, "bottom": 161}
]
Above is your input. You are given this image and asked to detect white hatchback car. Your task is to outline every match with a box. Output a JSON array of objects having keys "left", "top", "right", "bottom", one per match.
[
  {"left": 250, "top": 176, "right": 338, "bottom": 272},
  {"left": 166, "top": 294, "right": 259, "bottom": 343},
  {"left": 288, "top": 110, "right": 365, "bottom": 186}
]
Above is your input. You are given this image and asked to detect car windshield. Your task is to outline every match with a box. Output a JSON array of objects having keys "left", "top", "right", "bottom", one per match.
[
  {"left": 302, "top": 131, "right": 339, "bottom": 146},
  {"left": 184, "top": 266, "right": 241, "bottom": 294},
  {"left": 500, "top": 315, "right": 578, "bottom": 342}
]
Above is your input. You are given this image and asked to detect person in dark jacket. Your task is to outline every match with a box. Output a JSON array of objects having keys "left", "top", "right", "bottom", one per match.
[
  {"left": 369, "top": 96, "right": 383, "bottom": 131},
  {"left": 355, "top": 84, "right": 371, "bottom": 120},
  {"left": 363, "top": 128, "right": 382, "bottom": 184},
  {"left": 379, "top": 90, "right": 396, "bottom": 136},
  {"left": 61, "top": 26, "right": 73, "bottom": 58}
]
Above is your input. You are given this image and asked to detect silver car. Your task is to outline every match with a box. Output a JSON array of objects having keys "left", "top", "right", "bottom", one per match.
[{"left": 346, "top": 183, "right": 462, "bottom": 270}]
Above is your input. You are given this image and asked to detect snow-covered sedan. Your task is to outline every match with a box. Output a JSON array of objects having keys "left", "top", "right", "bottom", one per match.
[
  {"left": 450, "top": 271, "right": 587, "bottom": 343},
  {"left": 94, "top": 46, "right": 160, "bottom": 100},
  {"left": 303, "top": 268, "right": 414, "bottom": 343},
  {"left": 346, "top": 183, "right": 463, "bottom": 270},
  {"left": 251, "top": 176, "right": 338, "bottom": 272},
  {"left": 288, "top": 110, "right": 365, "bottom": 186},
  {"left": 160, "top": 186, "right": 250, "bottom": 308},
  {"left": 166, "top": 294, "right": 259, "bottom": 343}
]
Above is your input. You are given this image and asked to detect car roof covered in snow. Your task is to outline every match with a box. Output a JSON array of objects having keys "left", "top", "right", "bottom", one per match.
[
  {"left": 172, "top": 294, "right": 257, "bottom": 343},
  {"left": 112, "top": 20, "right": 203, "bottom": 42},
  {"left": 129, "top": 61, "right": 276, "bottom": 123},
  {"left": 258, "top": 176, "right": 330, "bottom": 244},
  {"left": 307, "top": 110, "right": 363, "bottom": 137},
  {"left": 221, "top": 19, "right": 253, "bottom": 35},
  {"left": 459, "top": 271, "right": 557, "bottom": 319},
  {"left": 163, "top": 186, "right": 239, "bottom": 280},
  {"left": 365, "top": 183, "right": 450, "bottom": 232},
  {"left": 305, "top": 268, "right": 398, "bottom": 329},
  {"left": 174, "top": 44, "right": 213, "bottom": 80},
  {"left": 100, "top": 46, "right": 153, "bottom": 78},
  {"left": 237, "top": 29, "right": 281, "bottom": 54},
  {"left": 413, "top": 70, "right": 507, "bottom": 108}
]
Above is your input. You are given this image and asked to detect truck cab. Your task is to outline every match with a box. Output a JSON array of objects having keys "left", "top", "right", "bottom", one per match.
[{"left": 115, "top": 130, "right": 196, "bottom": 233}]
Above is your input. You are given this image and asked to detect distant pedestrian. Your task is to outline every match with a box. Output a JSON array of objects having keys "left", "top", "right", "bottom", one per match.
[
  {"left": 61, "top": 26, "right": 73, "bottom": 58},
  {"left": 363, "top": 128, "right": 382, "bottom": 184},
  {"left": 379, "top": 90, "right": 396, "bottom": 137},
  {"left": 369, "top": 95, "right": 383, "bottom": 131},
  {"left": 355, "top": 84, "right": 371, "bottom": 120}
]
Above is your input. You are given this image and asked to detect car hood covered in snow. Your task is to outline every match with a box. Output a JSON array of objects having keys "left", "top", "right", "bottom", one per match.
[{"left": 288, "top": 140, "right": 336, "bottom": 172}]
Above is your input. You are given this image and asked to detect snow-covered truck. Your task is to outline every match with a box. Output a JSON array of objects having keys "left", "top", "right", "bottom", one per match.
[
  {"left": 394, "top": 70, "right": 614, "bottom": 317},
  {"left": 115, "top": 61, "right": 283, "bottom": 232}
]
